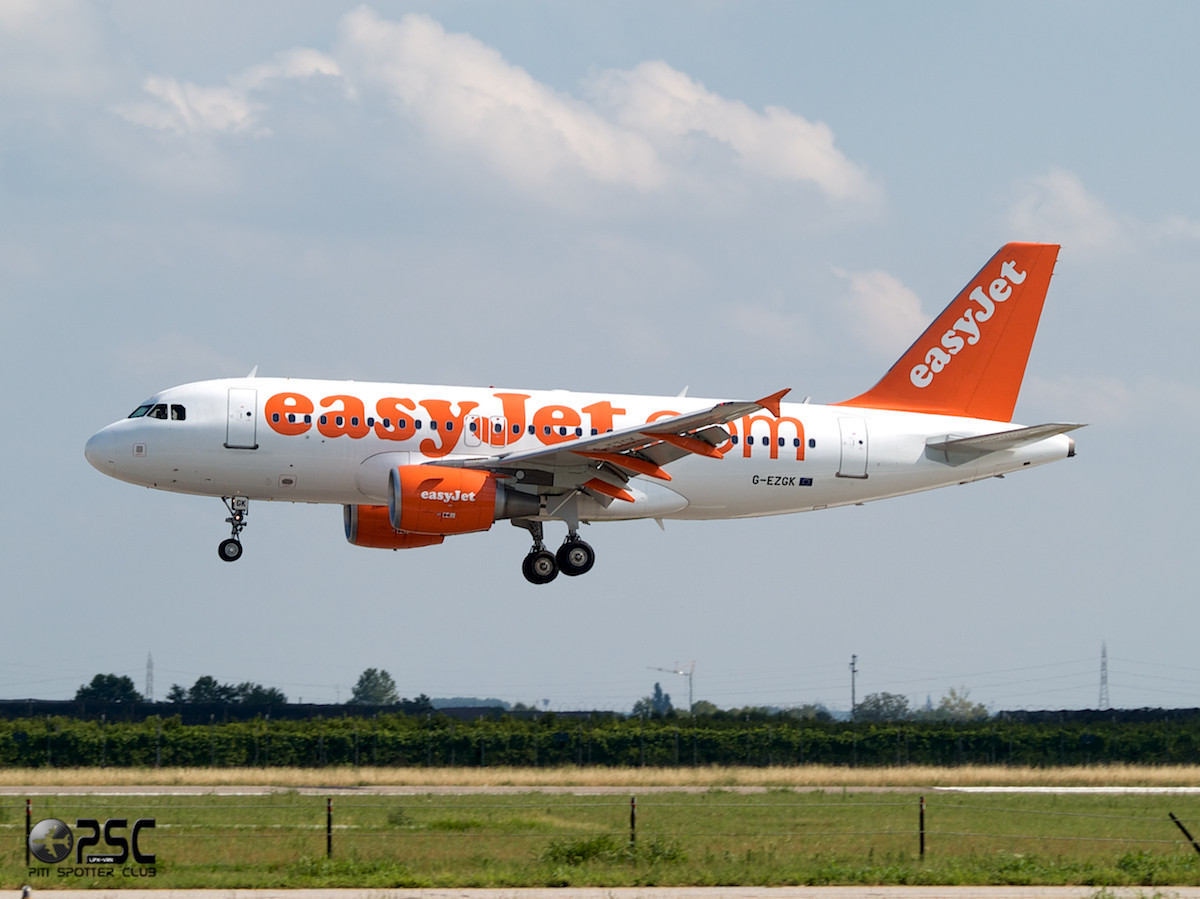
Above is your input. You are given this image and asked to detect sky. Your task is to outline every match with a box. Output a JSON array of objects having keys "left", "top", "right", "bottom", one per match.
[{"left": 3, "top": 1, "right": 1198, "bottom": 715}]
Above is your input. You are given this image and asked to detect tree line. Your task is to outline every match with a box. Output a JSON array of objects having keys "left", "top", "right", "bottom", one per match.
[
  {"left": 4, "top": 712, "right": 1200, "bottom": 768},
  {"left": 74, "top": 668, "right": 430, "bottom": 711}
]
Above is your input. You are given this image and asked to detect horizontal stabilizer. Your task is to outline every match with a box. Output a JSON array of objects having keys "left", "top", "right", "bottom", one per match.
[{"left": 926, "top": 423, "right": 1085, "bottom": 457}]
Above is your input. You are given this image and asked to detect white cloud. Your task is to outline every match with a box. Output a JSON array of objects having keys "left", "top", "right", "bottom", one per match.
[
  {"left": 833, "top": 267, "right": 928, "bottom": 357},
  {"left": 0, "top": 0, "right": 113, "bottom": 100},
  {"left": 1025, "top": 373, "right": 1200, "bottom": 426},
  {"left": 106, "top": 7, "right": 877, "bottom": 210},
  {"left": 117, "top": 76, "right": 260, "bottom": 136},
  {"left": 589, "top": 61, "right": 878, "bottom": 203},
  {"left": 234, "top": 48, "right": 342, "bottom": 93},
  {"left": 1007, "top": 168, "right": 1123, "bottom": 251},
  {"left": 334, "top": 8, "right": 665, "bottom": 193}
]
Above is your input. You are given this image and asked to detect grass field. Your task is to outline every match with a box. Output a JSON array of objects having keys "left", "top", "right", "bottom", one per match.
[
  {"left": 7, "top": 763, "right": 1200, "bottom": 788},
  {"left": 6, "top": 767, "right": 1200, "bottom": 889}
]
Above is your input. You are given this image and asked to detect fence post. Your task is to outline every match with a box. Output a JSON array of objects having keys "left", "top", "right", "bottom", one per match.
[
  {"left": 629, "top": 795, "right": 637, "bottom": 855},
  {"left": 1170, "top": 812, "right": 1200, "bottom": 855},
  {"left": 918, "top": 796, "right": 926, "bottom": 858},
  {"left": 326, "top": 797, "right": 333, "bottom": 858},
  {"left": 25, "top": 798, "right": 31, "bottom": 866}
]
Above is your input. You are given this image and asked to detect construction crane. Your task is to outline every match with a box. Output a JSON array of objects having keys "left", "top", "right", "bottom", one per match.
[{"left": 649, "top": 662, "right": 695, "bottom": 713}]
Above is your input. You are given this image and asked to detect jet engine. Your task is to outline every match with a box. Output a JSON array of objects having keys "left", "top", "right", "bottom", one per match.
[
  {"left": 388, "top": 465, "right": 539, "bottom": 536},
  {"left": 343, "top": 504, "right": 445, "bottom": 549}
]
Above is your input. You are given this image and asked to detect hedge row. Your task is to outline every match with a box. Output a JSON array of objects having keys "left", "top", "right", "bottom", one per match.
[{"left": 3, "top": 715, "right": 1200, "bottom": 768}]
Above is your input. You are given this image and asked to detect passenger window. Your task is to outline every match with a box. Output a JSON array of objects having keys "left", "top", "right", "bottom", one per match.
[
  {"left": 809, "top": 438, "right": 816, "bottom": 448},
  {"left": 445, "top": 421, "right": 454, "bottom": 432},
  {"left": 731, "top": 435, "right": 739, "bottom": 444},
  {"left": 778, "top": 437, "right": 785, "bottom": 447},
  {"left": 171, "top": 404, "right": 186, "bottom": 420}
]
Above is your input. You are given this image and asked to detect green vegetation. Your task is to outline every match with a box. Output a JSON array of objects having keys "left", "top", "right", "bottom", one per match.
[
  {"left": 6, "top": 713, "right": 1200, "bottom": 768},
  {"left": 6, "top": 790, "right": 1200, "bottom": 889}
]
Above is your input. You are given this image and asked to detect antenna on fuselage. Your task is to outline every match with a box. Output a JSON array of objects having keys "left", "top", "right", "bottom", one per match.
[{"left": 247, "top": 366, "right": 258, "bottom": 378}]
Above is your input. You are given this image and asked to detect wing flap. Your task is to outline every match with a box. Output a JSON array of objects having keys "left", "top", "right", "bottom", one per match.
[{"left": 443, "top": 389, "right": 789, "bottom": 495}]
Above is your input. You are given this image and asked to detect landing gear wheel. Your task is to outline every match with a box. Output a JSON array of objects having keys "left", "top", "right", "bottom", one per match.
[
  {"left": 219, "top": 496, "right": 249, "bottom": 562},
  {"left": 522, "top": 549, "right": 559, "bottom": 585},
  {"left": 556, "top": 539, "right": 595, "bottom": 577},
  {"left": 218, "top": 538, "right": 243, "bottom": 562}
]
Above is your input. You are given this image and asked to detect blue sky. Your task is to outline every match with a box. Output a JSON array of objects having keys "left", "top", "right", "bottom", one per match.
[{"left": 3, "top": 1, "right": 1198, "bottom": 713}]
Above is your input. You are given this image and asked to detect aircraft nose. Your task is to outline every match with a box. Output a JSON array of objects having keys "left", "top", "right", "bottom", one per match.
[{"left": 85, "top": 427, "right": 116, "bottom": 473}]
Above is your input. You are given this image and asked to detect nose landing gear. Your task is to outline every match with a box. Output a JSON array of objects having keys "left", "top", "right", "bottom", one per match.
[{"left": 218, "top": 496, "right": 249, "bottom": 562}]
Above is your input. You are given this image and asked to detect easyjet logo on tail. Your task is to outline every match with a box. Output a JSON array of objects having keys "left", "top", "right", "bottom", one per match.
[{"left": 909, "top": 259, "right": 1027, "bottom": 389}]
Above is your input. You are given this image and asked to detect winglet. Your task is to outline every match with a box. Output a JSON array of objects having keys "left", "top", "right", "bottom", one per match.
[
  {"left": 837, "top": 243, "right": 1059, "bottom": 422},
  {"left": 756, "top": 388, "right": 790, "bottom": 418}
]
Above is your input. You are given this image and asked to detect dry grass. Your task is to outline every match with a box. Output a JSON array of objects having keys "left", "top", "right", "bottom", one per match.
[{"left": 4, "top": 763, "right": 1200, "bottom": 788}]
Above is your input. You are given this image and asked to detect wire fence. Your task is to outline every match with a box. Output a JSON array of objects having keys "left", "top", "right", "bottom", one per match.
[{"left": 9, "top": 792, "right": 1200, "bottom": 872}]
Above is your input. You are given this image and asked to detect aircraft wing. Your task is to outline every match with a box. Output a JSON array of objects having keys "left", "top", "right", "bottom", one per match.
[
  {"left": 926, "top": 423, "right": 1084, "bottom": 462},
  {"left": 442, "top": 388, "right": 790, "bottom": 503}
]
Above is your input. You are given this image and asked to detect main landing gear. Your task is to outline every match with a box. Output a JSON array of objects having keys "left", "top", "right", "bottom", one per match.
[
  {"left": 218, "top": 496, "right": 249, "bottom": 562},
  {"left": 516, "top": 520, "right": 595, "bottom": 585}
]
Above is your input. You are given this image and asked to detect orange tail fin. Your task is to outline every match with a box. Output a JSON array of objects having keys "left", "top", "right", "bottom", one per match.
[{"left": 837, "top": 242, "right": 1060, "bottom": 422}]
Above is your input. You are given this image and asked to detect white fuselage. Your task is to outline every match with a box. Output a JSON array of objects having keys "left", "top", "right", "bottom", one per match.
[{"left": 84, "top": 377, "right": 1073, "bottom": 522}]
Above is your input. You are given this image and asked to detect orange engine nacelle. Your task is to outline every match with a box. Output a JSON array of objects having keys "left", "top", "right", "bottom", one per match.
[
  {"left": 389, "top": 465, "right": 539, "bottom": 536},
  {"left": 343, "top": 504, "right": 445, "bottom": 549}
]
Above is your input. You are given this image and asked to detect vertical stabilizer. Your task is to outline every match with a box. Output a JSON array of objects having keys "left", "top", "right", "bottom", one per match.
[{"left": 837, "top": 242, "right": 1059, "bottom": 422}]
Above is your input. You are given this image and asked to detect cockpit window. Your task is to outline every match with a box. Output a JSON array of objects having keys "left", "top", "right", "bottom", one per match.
[{"left": 128, "top": 403, "right": 183, "bottom": 420}]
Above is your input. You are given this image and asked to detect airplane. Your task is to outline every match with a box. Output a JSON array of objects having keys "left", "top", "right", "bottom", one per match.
[{"left": 85, "top": 242, "right": 1081, "bottom": 584}]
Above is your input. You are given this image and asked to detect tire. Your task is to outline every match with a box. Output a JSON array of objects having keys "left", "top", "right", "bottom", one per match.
[
  {"left": 556, "top": 540, "right": 595, "bottom": 576},
  {"left": 522, "top": 550, "right": 558, "bottom": 584},
  {"left": 218, "top": 538, "right": 243, "bottom": 562}
]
